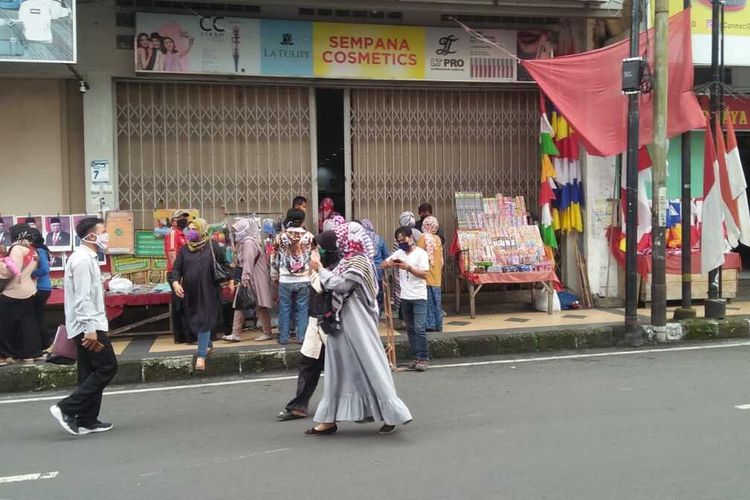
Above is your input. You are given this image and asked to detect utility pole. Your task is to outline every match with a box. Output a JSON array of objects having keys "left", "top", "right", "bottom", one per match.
[
  {"left": 674, "top": 0, "right": 697, "bottom": 321},
  {"left": 705, "top": 0, "right": 726, "bottom": 319},
  {"left": 651, "top": 0, "right": 669, "bottom": 338},
  {"left": 624, "top": 0, "right": 645, "bottom": 346}
]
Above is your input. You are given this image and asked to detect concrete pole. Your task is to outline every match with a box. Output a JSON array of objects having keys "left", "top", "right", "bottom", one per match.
[{"left": 650, "top": 0, "right": 669, "bottom": 338}]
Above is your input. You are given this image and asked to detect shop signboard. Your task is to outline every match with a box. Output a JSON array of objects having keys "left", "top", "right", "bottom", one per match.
[
  {"left": 111, "top": 255, "right": 151, "bottom": 274},
  {"left": 0, "top": 0, "right": 76, "bottom": 63},
  {"left": 667, "top": 1, "right": 750, "bottom": 66},
  {"left": 135, "top": 13, "right": 525, "bottom": 82},
  {"left": 698, "top": 95, "right": 750, "bottom": 130}
]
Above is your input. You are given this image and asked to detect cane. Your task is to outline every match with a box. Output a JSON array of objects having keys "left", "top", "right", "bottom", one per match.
[{"left": 382, "top": 270, "right": 397, "bottom": 371}]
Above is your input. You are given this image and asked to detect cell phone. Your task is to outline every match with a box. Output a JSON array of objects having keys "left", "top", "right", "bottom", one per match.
[{"left": 392, "top": 259, "right": 403, "bottom": 264}]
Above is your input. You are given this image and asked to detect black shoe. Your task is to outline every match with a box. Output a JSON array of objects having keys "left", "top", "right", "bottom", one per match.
[
  {"left": 79, "top": 421, "right": 113, "bottom": 434},
  {"left": 49, "top": 405, "right": 79, "bottom": 436},
  {"left": 305, "top": 424, "right": 338, "bottom": 436},
  {"left": 355, "top": 417, "right": 375, "bottom": 424},
  {"left": 379, "top": 424, "right": 397, "bottom": 435}
]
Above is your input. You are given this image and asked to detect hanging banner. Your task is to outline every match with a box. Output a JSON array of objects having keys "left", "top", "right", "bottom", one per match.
[
  {"left": 105, "top": 211, "right": 135, "bottom": 255},
  {"left": 0, "top": 0, "right": 76, "bottom": 63},
  {"left": 135, "top": 13, "right": 522, "bottom": 82}
]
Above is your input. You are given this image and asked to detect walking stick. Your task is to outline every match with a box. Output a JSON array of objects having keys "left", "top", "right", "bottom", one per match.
[{"left": 382, "top": 270, "right": 398, "bottom": 371}]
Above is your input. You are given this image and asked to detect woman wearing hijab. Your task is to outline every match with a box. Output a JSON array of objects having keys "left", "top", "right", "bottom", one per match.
[
  {"left": 170, "top": 218, "right": 230, "bottom": 371},
  {"left": 318, "top": 197, "right": 340, "bottom": 234},
  {"left": 416, "top": 216, "right": 444, "bottom": 332},
  {"left": 29, "top": 228, "right": 53, "bottom": 349},
  {"left": 306, "top": 222, "right": 412, "bottom": 436},
  {"left": 0, "top": 224, "right": 42, "bottom": 365},
  {"left": 224, "top": 218, "right": 274, "bottom": 342}
]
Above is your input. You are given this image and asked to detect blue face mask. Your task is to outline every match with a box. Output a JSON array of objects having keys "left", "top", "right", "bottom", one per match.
[{"left": 398, "top": 242, "right": 411, "bottom": 252}]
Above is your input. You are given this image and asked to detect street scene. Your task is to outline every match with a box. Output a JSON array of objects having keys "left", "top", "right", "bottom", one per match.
[{"left": 2, "top": 0, "right": 750, "bottom": 498}]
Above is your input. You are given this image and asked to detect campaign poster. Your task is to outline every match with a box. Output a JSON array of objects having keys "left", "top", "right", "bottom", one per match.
[{"left": 42, "top": 215, "right": 73, "bottom": 252}]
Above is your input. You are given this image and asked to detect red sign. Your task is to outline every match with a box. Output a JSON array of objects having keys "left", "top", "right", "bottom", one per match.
[{"left": 699, "top": 96, "right": 750, "bottom": 130}]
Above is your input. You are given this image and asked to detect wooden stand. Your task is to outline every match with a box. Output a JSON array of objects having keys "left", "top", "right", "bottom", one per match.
[{"left": 382, "top": 271, "right": 397, "bottom": 370}]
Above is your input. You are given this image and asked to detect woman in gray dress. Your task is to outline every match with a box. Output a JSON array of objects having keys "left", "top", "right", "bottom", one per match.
[{"left": 307, "top": 222, "right": 412, "bottom": 436}]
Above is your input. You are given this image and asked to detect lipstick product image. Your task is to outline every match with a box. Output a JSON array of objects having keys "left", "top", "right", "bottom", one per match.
[{"left": 232, "top": 25, "right": 240, "bottom": 72}]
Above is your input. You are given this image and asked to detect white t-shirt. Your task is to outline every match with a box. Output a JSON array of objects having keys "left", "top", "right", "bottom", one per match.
[{"left": 388, "top": 247, "right": 429, "bottom": 301}]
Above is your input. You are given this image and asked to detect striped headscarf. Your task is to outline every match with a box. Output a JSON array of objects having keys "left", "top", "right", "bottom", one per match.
[
  {"left": 361, "top": 218, "right": 381, "bottom": 248},
  {"left": 333, "top": 222, "right": 378, "bottom": 298},
  {"left": 399, "top": 211, "right": 416, "bottom": 228},
  {"left": 422, "top": 216, "right": 440, "bottom": 264}
]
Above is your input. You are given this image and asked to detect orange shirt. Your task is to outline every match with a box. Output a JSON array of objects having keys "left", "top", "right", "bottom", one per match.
[
  {"left": 164, "top": 228, "right": 186, "bottom": 272},
  {"left": 416, "top": 236, "right": 443, "bottom": 287}
]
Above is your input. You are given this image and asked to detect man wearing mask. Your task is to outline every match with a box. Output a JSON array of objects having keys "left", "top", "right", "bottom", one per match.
[
  {"left": 277, "top": 230, "right": 339, "bottom": 421},
  {"left": 383, "top": 226, "right": 430, "bottom": 371},
  {"left": 50, "top": 217, "right": 118, "bottom": 436},
  {"left": 415, "top": 203, "right": 445, "bottom": 244},
  {"left": 165, "top": 210, "right": 194, "bottom": 344}
]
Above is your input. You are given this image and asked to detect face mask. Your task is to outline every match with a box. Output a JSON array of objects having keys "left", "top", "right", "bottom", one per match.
[
  {"left": 398, "top": 242, "right": 411, "bottom": 252},
  {"left": 319, "top": 248, "right": 340, "bottom": 268},
  {"left": 87, "top": 232, "right": 109, "bottom": 251},
  {"left": 184, "top": 229, "right": 201, "bottom": 242},
  {"left": 176, "top": 218, "right": 188, "bottom": 230}
]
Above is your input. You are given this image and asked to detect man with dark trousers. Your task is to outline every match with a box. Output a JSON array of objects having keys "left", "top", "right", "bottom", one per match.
[
  {"left": 277, "top": 230, "right": 339, "bottom": 421},
  {"left": 50, "top": 217, "right": 118, "bottom": 436}
]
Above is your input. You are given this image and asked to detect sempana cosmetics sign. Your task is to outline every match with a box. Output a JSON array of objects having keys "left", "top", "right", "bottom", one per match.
[{"left": 134, "top": 13, "right": 554, "bottom": 82}]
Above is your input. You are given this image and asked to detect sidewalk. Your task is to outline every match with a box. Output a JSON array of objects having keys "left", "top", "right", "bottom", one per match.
[{"left": 2, "top": 301, "right": 750, "bottom": 394}]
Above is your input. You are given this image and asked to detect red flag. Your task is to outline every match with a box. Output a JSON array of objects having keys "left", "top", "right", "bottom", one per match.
[
  {"left": 714, "top": 116, "right": 740, "bottom": 247},
  {"left": 521, "top": 9, "right": 704, "bottom": 157},
  {"left": 701, "top": 117, "right": 724, "bottom": 275},
  {"left": 725, "top": 116, "right": 750, "bottom": 246}
]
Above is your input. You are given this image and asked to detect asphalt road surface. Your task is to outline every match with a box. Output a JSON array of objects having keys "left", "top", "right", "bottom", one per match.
[{"left": 3, "top": 342, "right": 750, "bottom": 500}]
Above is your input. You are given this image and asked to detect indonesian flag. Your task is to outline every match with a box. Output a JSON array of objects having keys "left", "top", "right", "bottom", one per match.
[
  {"left": 701, "top": 117, "right": 725, "bottom": 275},
  {"left": 714, "top": 116, "right": 741, "bottom": 248},
  {"left": 724, "top": 117, "right": 750, "bottom": 246},
  {"left": 619, "top": 146, "right": 653, "bottom": 252}
]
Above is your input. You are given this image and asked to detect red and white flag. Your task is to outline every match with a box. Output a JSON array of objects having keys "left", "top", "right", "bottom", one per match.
[
  {"left": 714, "top": 116, "right": 741, "bottom": 248},
  {"left": 620, "top": 146, "right": 653, "bottom": 252},
  {"left": 701, "top": 117, "right": 725, "bottom": 275},
  {"left": 724, "top": 117, "right": 750, "bottom": 246}
]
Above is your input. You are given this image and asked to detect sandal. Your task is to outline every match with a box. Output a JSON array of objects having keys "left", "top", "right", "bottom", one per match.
[
  {"left": 195, "top": 357, "right": 206, "bottom": 371},
  {"left": 277, "top": 410, "right": 307, "bottom": 421},
  {"left": 305, "top": 424, "right": 337, "bottom": 436},
  {"left": 379, "top": 425, "right": 397, "bottom": 435}
]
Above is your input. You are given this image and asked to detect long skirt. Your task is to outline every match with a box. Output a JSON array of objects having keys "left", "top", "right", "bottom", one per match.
[{"left": 0, "top": 294, "right": 43, "bottom": 360}]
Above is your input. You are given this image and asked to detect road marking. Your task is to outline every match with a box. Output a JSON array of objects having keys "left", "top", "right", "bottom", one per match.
[
  {"left": 0, "top": 471, "right": 58, "bottom": 484},
  {"left": 2, "top": 340, "right": 750, "bottom": 406},
  {"left": 735, "top": 404, "right": 750, "bottom": 410}
]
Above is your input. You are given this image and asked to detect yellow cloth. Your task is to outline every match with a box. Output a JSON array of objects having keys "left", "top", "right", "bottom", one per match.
[
  {"left": 541, "top": 155, "right": 556, "bottom": 180},
  {"left": 417, "top": 237, "right": 443, "bottom": 287}
]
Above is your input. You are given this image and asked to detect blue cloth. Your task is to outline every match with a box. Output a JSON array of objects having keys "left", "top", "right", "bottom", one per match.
[
  {"left": 31, "top": 247, "right": 52, "bottom": 291},
  {"left": 426, "top": 286, "right": 443, "bottom": 331},
  {"left": 373, "top": 237, "right": 390, "bottom": 281},
  {"left": 278, "top": 282, "right": 310, "bottom": 344},
  {"left": 402, "top": 299, "right": 428, "bottom": 360}
]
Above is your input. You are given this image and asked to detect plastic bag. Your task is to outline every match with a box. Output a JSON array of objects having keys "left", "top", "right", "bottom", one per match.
[
  {"left": 108, "top": 277, "right": 133, "bottom": 293},
  {"left": 532, "top": 287, "right": 561, "bottom": 313}
]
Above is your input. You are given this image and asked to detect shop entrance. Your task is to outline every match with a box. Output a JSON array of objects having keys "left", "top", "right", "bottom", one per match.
[{"left": 315, "top": 88, "right": 346, "bottom": 219}]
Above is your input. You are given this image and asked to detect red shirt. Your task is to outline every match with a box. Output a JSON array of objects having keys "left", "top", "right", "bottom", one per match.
[{"left": 164, "top": 228, "right": 186, "bottom": 271}]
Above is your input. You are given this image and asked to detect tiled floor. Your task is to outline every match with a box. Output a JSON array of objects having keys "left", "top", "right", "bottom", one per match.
[{"left": 115, "top": 299, "right": 750, "bottom": 358}]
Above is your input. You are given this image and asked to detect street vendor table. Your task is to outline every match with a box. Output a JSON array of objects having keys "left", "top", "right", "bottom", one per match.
[{"left": 48, "top": 288, "right": 172, "bottom": 337}]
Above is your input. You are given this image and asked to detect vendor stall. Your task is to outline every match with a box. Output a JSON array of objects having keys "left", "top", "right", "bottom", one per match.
[{"left": 450, "top": 192, "right": 560, "bottom": 318}]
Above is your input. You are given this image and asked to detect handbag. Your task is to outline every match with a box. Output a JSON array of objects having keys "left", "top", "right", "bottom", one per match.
[
  {"left": 46, "top": 325, "right": 77, "bottom": 365},
  {"left": 233, "top": 285, "right": 257, "bottom": 318},
  {"left": 209, "top": 242, "right": 230, "bottom": 284}
]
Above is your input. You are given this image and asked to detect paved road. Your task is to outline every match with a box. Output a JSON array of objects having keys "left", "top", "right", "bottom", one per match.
[{"left": 3, "top": 342, "right": 750, "bottom": 500}]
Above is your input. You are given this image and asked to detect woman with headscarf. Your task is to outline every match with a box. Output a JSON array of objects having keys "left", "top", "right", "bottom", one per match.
[
  {"left": 416, "top": 216, "right": 444, "bottom": 332},
  {"left": 170, "top": 218, "right": 230, "bottom": 371},
  {"left": 318, "top": 197, "right": 340, "bottom": 234},
  {"left": 0, "top": 224, "right": 42, "bottom": 365},
  {"left": 322, "top": 214, "right": 346, "bottom": 233},
  {"left": 361, "top": 219, "right": 389, "bottom": 312},
  {"left": 306, "top": 222, "right": 412, "bottom": 436},
  {"left": 223, "top": 218, "right": 274, "bottom": 343},
  {"left": 390, "top": 212, "right": 423, "bottom": 320},
  {"left": 29, "top": 228, "right": 53, "bottom": 349}
]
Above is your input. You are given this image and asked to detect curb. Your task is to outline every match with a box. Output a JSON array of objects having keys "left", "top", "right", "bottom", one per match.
[{"left": 1, "top": 319, "right": 748, "bottom": 394}]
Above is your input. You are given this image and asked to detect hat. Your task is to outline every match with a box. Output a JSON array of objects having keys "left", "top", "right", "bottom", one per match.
[
  {"left": 50, "top": 217, "right": 61, "bottom": 224},
  {"left": 171, "top": 210, "right": 190, "bottom": 220}
]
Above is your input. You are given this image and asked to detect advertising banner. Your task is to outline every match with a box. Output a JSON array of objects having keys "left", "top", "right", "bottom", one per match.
[
  {"left": 105, "top": 210, "right": 135, "bottom": 255},
  {"left": 0, "top": 0, "right": 76, "bottom": 63},
  {"left": 135, "top": 13, "right": 522, "bottom": 82},
  {"left": 668, "top": 1, "right": 750, "bottom": 66}
]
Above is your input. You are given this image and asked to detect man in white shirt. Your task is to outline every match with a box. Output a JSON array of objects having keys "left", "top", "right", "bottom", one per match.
[
  {"left": 50, "top": 217, "right": 118, "bottom": 436},
  {"left": 383, "top": 226, "right": 430, "bottom": 371}
]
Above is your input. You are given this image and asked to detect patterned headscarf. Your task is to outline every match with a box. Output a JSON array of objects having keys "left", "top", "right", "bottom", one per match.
[
  {"left": 361, "top": 218, "right": 381, "bottom": 248},
  {"left": 399, "top": 211, "right": 416, "bottom": 228},
  {"left": 322, "top": 214, "right": 346, "bottom": 232},
  {"left": 10, "top": 224, "right": 33, "bottom": 244},
  {"left": 332, "top": 222, "right": 378, "bottom": 299},
  {"left": 186, "top": 218, "right": 210, "bottom": 252},
  {"left": 233, "top": 218, "right": 261, "bottom": 244},
  {"left": 422, "top": 216, "right": 440, "bottom": 264}
]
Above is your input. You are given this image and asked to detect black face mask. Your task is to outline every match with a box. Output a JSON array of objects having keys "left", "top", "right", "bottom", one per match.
[
  {"left": 176, "top": 218, "right": 188, "bottom": 230},
  {"left": 320, "top": 249, "right": 341, "bottom": 269}
]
